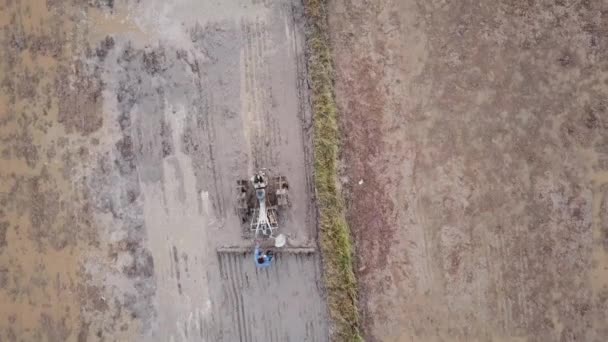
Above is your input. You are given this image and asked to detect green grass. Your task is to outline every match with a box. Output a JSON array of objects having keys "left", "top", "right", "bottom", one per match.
[{"left": 304, "top": 1, "right": 363, "bottom": 341}]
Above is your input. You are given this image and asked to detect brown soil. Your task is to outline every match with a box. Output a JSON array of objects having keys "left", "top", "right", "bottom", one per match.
[{"left": 329, "top": 0, "right": 608, "bottom": 341}]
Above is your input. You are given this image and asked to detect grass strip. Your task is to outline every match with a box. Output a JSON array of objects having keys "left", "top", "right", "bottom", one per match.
[{"left": 304, "top": 1, "right": 363, "bottom": 340}]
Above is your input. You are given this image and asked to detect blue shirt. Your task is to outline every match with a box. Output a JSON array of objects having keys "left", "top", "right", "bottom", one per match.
[{"left": 254, "top": 246, "right": 273, "bottom": 268}]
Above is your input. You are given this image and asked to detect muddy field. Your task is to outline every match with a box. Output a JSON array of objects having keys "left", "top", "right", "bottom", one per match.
[
  {"left": 329, "top": 0, "right": 608, "bottom": 341},
  {"left": 0, "top": 0, "right": 327, "bottom": 341}
]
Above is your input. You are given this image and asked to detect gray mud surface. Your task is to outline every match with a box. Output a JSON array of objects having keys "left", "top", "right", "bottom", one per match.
[{"left": 0, "top": 0, "right": 327, "bottom": 341}]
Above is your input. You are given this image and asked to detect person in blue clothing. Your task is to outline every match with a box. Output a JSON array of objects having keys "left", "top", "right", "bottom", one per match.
[{"left": 254, "top": 244, "right": 274, "bottom": 268}]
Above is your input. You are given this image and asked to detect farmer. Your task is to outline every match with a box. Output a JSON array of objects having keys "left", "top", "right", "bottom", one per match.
[{"left": 254, "top": 244, "right": 273, "bottom": 268}]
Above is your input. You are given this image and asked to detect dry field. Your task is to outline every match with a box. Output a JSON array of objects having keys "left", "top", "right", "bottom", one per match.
[{"left": 329, "top": 0, "right": 608, "bottom": 341}]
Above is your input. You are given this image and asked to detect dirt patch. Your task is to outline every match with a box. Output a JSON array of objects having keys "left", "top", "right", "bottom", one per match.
[
  {"left": 94, "top": 35, "right": 115, "bottom": 61},
  {"left": 329, "top": 0, "right": 608, "bottom": 341},
  {"left": 55, "top": 61, "right": 104, "bottom": 135},
  {"left": 601, "top": 185, "right": 608, "bottom": 250},
  {"left": 0, "top": 222, "right": 8, "bottom": 249},
  {"left": 0, "top": 268, "right": 8, "bottom": 289}
]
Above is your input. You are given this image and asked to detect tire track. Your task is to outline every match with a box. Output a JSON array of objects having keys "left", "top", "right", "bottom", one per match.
[
  {"left": 256, "top": 18, "right": 273, "bottom": 167},
  {"left": 253, "top": 17, "right": 274, "bottom": 168},
  {"left": 192, "top": 64, "right": 225, "bottom": 218},
  {"left": 285, "top": 4, "right": 317, "bottom": 239},
  {"left": 259, "top": 18, "right": 281, "bottom": 167},
  {"left": 290, "top": 2, "right": 315, "bottom": 205},
  {"left": 242, "top": 16, "right": 281, "bottom": 169},
  {"left": 241, "top": 18, "right": 263, "bottom": 170},
  {"left": 241, "top": 18, "right": 256, "bottom": 168},
  {"left": 202, "top": 72, "right": 225, "bottom": 218}
]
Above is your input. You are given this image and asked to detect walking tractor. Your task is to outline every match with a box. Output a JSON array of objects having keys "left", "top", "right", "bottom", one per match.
[{"left": 236, "top": 169, "right": 289, "bottom": 267}]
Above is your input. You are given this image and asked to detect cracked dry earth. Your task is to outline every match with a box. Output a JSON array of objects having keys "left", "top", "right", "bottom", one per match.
[
  {"left": 329, "top": 0, "right": 608, "bottom": 341},
  {"left": 0, "top": 0, "right": 327, "bottom": 341}
]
